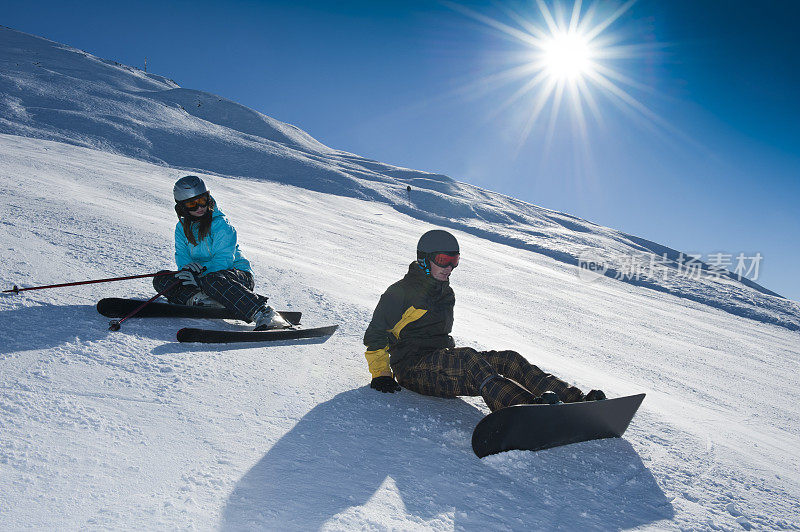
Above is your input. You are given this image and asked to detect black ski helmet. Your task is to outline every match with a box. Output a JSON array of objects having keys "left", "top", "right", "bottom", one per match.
[
  {"left": 417, "top": 229, "right": 459, "bottom": 258},
  {"left": 416, "top": 230, "right": 459, "bottom": 275},
  {"left": 173, "top": 175, "right": 208, "bottom": 202}
]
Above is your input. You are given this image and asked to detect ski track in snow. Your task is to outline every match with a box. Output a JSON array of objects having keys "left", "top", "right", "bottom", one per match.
[{"left": 1, "top": 136, "right": 798, "bottom": 530}]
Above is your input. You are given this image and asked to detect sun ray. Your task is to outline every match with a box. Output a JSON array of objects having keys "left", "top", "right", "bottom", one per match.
[
  {"left": 591, "top": 62, "right": 654, "bottom": 93},
  {"left": 578, "top": 1, "right": 599, "bottom": 34},
  {"left": 545, "top": 80, "right": 567, "bottom": 149},
  {"left": 583, "top": 0, "right": 638, "bottom": 42},
  {"left": 569, "top": 83, "right": 594, "bottom": 180},
  {"left": 494, "top": 3, "right": 551, "bottom": 41},
  {"left": 570, "top": 82, "right": 589, "bottom": 142},
  {"left": 517, "top": 77, "right": 560, "bottom": 152},
  {"left": 440, "top": 61, "right": 544, "bottom": 105},
  {"left": 535, "top": 0, "right": 561, "bottom": 36},
  {"left": 568, "top": 0, "right": 583, "bottom": 34},
  {"left": 592, "top": 42, "right": 657, "bottom": 60},
  {"left": 575, "top": 75, "right": 603, "bottom": 125},
  {"left": 441, "top": 1, "right": 543, "bottom": 47},
  {"left": 584, "top": 70, "right": 658, "bottom": 122},
  {"left": 489, "top": 69, "right": 552, "bottom": 121}
]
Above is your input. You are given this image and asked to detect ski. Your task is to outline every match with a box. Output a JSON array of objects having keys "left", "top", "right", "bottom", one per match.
[
  {"left": 96, "top": 297, "right": 301, "bottom": 325},
  {"left": 176, "top": 324, "right": 339, "bottom": 343},
  {"left": 472, "top": 393, "right": 645, "bottom": 458}
]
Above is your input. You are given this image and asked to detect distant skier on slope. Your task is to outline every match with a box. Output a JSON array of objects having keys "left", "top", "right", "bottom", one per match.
[
  {"left": 363, "top": 229, "right": 605, "bottom": 410},
  {"left": 153, "top": 175, "right": 291, "bottom": 330}
]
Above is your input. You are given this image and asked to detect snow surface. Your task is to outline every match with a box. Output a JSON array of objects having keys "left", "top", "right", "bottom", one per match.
[{"left": 1, "top": 26, "right": 799, "bottom": 531}]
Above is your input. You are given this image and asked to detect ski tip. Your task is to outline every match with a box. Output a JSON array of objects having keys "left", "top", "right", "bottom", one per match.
[{"left": 96, "top": 298, "right": 118, "bottom": 316}]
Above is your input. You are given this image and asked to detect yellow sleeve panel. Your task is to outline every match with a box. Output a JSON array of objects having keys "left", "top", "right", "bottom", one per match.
[
  {"left": 364, "top": 307, "right": 428, "bottom": 379},
  {"left": 365, "top": 347, "right": 392, "bottom": 379},
  {"left": 388, "top": 306, "right": 428, "bottom": 340}
]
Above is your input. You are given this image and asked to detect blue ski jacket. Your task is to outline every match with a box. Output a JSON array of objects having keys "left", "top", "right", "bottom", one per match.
[{"left": 174, "top": 208, "right": 252, "bottom": 275}]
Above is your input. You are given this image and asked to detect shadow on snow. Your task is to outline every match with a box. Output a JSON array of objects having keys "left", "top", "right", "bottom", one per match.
[
  {"left": 0, "top": 302, "right": 114, "bottom": 352},
  {"left": 0, "top": 301, "right": 335, "bottom": 355},
  {"left": 220, "top": 388, "right": 673, "bottom": 530}
]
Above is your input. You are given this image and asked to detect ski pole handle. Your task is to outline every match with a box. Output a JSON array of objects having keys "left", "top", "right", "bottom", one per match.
[{"left": 4, "top": 271, "right": 176, "bottom": 294}]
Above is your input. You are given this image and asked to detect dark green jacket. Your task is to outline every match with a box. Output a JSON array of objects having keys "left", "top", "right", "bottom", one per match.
[{"left": 363, "top": 262, "right": 455, "bottom": 377}]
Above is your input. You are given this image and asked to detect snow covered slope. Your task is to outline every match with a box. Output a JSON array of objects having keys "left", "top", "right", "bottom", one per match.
[
  {"left": 2, "top": 135, "right": 799, "bottom": 530},
  {"left": 1, "top": 26, "right": 798, "bottom": 332},
  {"left": 1, "top": 26, "right": 799, "bottom": 530}
]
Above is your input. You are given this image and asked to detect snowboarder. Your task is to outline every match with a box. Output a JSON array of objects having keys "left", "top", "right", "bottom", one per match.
[
  {"left": 153, "top": 175, "right": 291, "bottom": 330},
  {"left": 364, "top": 229, "right": 605, "bottom": 411}
]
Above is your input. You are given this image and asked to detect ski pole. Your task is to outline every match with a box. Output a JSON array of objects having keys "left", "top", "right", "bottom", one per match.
[
  {"left": 4, "top": 271, "right": 176, "bottom": 294},
  {"left": 108, "top": 279, "right": 182, "bottom": 331}
]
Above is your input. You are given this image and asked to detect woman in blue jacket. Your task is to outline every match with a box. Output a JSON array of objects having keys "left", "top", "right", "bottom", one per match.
[{"left": 153, "top": 175, "right": 290, "bottom": 330}]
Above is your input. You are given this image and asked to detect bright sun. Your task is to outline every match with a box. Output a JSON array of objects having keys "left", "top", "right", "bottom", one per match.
[
  {"left": 446, "top": 0, "right": 657, "bottom": 149},
  {"left": 542, "top": 31, "right": 594, "bottom": 81}
]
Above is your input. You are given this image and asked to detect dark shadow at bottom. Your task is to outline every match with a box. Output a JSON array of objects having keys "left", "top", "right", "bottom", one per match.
[{"left": 220, "top": 388, "right": 674, "bottom": 530}]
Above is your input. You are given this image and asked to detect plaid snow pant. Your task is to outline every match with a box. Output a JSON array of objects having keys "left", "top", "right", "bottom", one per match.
[
  {"left": 153, "top": 269, "right": 264, "bottom": 321},
  {"left": 392, "top": 347, "right": 584, "bottom": 412}
]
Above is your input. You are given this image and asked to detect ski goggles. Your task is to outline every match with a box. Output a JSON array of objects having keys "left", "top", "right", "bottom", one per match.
[
  {"left": 183, "top": 195, "right": 209, "bottom": 210},
  {"left": 430, "top": 252, "right": 460, "bottom": 269}
]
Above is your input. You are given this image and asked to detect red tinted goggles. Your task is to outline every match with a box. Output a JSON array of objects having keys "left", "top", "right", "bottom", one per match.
[{"left": 431, "top": 252, "right": 460, "bottom": 268}]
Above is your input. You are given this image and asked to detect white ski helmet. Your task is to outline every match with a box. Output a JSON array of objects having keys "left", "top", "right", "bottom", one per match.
[{"left": 173, "top": 175, "right": 208, "bottom": 202}]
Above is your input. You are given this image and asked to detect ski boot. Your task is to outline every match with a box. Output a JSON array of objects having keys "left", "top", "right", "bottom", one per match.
[
  {"left": 186, "top": 291, "right": 225, "bottom": 309},
  {"left": 253, "top": 305, "right": 292, "bottom": 331}
]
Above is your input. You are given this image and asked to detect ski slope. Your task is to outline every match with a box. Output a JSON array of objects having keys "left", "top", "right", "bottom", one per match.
[
  {"left": 1, "top": 25, "right": 797, "bottom": 333},
  {"left": 2, "top": 134, "right": 799, "bottom": 531},
  {"left": 1, "top": 26, "right": 799, "bottom": 530}
]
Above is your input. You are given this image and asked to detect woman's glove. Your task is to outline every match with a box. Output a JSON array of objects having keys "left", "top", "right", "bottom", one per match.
[
  {"left": 175, "top": 269, "right": 198, "bottom": 287},
  {"left": 183, "top": 262, "right": 204, "bottom": 274}
]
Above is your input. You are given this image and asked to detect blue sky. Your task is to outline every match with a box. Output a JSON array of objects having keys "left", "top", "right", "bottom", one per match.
[{"left": 5, "top": 0, "right": 799, "bottom": 301}]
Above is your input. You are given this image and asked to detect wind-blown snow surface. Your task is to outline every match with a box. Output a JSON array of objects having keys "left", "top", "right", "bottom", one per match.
[
  {"left": 1, "top": 25, "right": 800, "bottom": 530},
  {"left": 2, "top": 135, "right": 799, "bottom": 530},
  {"left": 1, "top": 25, "right": 798, "bottom": 332}
]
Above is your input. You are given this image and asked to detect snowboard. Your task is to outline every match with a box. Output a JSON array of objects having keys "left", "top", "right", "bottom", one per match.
[
  {"left": 96, "top": 297, "right": 301, "bottom": 325},
  {"left": 471, "top": 393, "right": 645, "bottom": 458}
]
